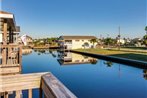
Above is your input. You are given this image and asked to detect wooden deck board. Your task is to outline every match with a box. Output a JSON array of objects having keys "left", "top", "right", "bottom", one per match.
[{"left": 0, "top": 72, "right": 47, "bottom": 92}]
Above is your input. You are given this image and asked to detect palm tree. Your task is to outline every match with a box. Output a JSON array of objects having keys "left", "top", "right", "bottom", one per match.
[
  {"left": 143, "top": 35, "right": 147, "bottom": 46},
  {"left": 145, "top": 26, "right": 147, "bottom": 35},
  {"left": 83, "top": 42, "right": 89, "bottom": 49},
  {"left": 90, "top": 38, "right": 97, "bottom": 48}
]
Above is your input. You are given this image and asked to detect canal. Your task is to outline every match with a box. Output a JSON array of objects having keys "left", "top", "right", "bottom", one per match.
[{"left": 22, "top": 49, "right": 147, "bottom": 98}]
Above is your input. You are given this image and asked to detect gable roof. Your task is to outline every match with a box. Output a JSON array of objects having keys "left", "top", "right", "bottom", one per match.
[{"left": 60, "top": 36, "right": 97, "bottom": 40}]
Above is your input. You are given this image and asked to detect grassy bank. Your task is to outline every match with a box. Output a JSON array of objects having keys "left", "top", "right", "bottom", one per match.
[{"left": 75, "top": 49, "right": 147, "bottom": 62}]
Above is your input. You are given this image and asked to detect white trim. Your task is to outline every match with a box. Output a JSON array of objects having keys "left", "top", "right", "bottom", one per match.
[{"left": 0, "top": 14, "right": 13, "bottom": 19}]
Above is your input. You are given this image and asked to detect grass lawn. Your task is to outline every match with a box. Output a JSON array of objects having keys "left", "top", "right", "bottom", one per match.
[
  {"left": 122, "top": 47, "right": 147, "bottom": 50},
  {"left": 75, "top": 48, "right": 147, "bottom": 62}
]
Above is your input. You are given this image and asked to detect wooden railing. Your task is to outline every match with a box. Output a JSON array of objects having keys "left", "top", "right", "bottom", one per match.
[
  {"left": 0, "top": 44, "right": 22, "bottom": 75},
  {"left": 0, "top": 72, "right": 77, "bottom": 98}
]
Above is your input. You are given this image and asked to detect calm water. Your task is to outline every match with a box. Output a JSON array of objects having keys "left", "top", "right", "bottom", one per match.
[{"left": 22, "top": 49, "right": 147, "bottom": 98}]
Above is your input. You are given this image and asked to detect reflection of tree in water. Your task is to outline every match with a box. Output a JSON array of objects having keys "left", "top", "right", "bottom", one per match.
[
  {"left": 104, "top": 61, "right": 113, "bottom": 67},
  {"left": 143, "top": 69, "right": 147, "bottom": 80},
  {"left": 38, "top": 50, "right": 46, "bottom": 53},
  {"left": 35, "top": 49, "right": 46, "bottom": 55},
  {"left": 49, "top": 50, "right": 56, "bottom": 58},
  {"left": 49, "top": 50, "right": 53, "bottom": 54},
  {"left": 34, "top": 49, "right": 38, "bottom": 52},
  {"left": 90, "top": 58, "right": 98, "bottom": 64}
]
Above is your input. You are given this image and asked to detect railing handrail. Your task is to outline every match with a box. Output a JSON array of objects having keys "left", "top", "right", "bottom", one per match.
[
  {"left": 0, "top": 72, "right": 77, "bottom": 98},
  {"left": 0, "top": 44, "right": 22, "bottom": 48}
]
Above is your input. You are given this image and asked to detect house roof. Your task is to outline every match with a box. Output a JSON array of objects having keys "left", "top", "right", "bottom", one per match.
[
  {"left": 0, "top": 11, "right": 17, "bottom": 31},
  {"left": 60, "top": 36, "right": 97, "bottom": 40},
  {"left": 0, "top": 11, "right": 12, "bottom": 15}
]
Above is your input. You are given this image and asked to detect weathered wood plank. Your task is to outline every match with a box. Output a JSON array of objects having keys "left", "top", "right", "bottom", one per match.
[
  {"left": 0, "top": 66, "right": 20, "bottom": 75},
  {"left": 0, "top": 72, "right": 47, "bottom": 92},
  {"left": 41, "top": 73, "right": 77, "bottom": 98},
  {"left": 0, "top": 64, "right": 20, "bottom": 68}
]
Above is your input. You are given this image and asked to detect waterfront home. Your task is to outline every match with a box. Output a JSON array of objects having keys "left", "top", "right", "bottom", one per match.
[
  {"left": 0, "top": 11, "right": 20, "bottom": 45},
  {"left": 58, "top": 36, "right": 97, "bottom": 50},
  {"left": 116, "top": 39, "right": 125, "bottom": 45},
  {"left": 18, "top": 35, "right": 33, "bottom": 45},
  {"left": 0, "top": 11, "right": 21, "bottom": 75}
]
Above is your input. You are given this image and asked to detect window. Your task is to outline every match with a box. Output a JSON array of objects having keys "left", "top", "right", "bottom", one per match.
[
  {"left": 75, "top": 40, "right": 79, "bottom": 42},
  {"left": 65, "top": 40, "right": 72, "bottom": 44}
]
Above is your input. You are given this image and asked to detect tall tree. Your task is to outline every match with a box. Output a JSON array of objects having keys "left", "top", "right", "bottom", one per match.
[
  {"left": 104, "top": 38, "right": 116, "bottom": 45},
  {"left": 145, "top": 26, "right": 147, "bottom": 35},
  {"left": 143, "top": 35, "right": 147, "bottom": 46},
  {"left": 90, "top": 38, "right": 97, "bottom": 48}
]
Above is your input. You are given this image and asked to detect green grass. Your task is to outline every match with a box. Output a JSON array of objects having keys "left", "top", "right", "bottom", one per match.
[
  {"left": 122, "top": 47, "right": 147, "bottom": 50},
  {"left": 75, "top": 48, "right": 147, "bottom": 62}
]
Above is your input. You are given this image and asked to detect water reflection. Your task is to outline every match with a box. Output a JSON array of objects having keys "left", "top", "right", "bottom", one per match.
[
  {"left": 21, "top": 49, "right": 147, "bottom": 98},
  {"left": 57, "top": 51, "right": 98, "bottom": 65},
  {"left": 104, "top": 61, "right": 113, "bottom": 67},
  {"left": 143, "top": 69, "right": 147, "bottom": 80},
  {"left": 22, "top": 49, "right": 32, "bottom": 55}
]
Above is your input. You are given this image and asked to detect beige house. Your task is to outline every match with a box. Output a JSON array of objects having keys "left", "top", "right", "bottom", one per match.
[
  {"left": 18, "top": 35, "right": 33, "bottom": 45},
  {"left": 58, "top": 36, "right": 97, "bottom": 49}
]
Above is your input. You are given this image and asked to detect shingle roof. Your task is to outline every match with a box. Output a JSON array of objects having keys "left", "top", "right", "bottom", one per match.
[{"left": 60, "top": 36, "right": 97, "bottom": 40}]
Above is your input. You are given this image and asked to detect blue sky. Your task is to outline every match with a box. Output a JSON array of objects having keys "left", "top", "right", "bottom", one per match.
[{"left": 1, "top": 0, "right": 146, "bottom": 38}]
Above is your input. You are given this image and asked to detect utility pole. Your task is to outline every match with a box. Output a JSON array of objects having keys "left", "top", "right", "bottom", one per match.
[
  {"left": 107, "top": 34, "right": 109, "bottom": 49},
  {"left": 118, "top": 26, "right": 121, "bottom": 50}
]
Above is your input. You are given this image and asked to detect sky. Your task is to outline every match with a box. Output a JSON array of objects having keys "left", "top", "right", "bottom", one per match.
[{"left": 1, "top": 0, "right": 146, "bottom": 39}]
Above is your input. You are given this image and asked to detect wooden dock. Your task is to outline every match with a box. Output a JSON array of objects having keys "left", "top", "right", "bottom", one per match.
[{"left": 0, "top": 72, "right": 77, "bottom": 98}]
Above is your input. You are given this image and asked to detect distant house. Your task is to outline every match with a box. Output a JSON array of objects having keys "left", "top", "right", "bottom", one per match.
[
  {"left": 58, "top": 36, "right": 97, "bottom": 49},
  {"left": 116, "top": 39, "right": 125, "bottom": 45},
  {"left": 130, "top": 38, "right": 143, "bottom": 47},
  {"left": 18, "top": 35, "right": 33, "bottom": 45}
]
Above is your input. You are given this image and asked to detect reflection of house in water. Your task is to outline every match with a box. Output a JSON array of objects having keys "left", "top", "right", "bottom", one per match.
[
  {"left": 22, "top": 48, "right": 32, "bottom": 55},
  {"left": 58, "top": 52, "right": 97, "bottom": 65}
]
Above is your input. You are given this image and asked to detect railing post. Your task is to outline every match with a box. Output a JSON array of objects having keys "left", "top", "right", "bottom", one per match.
[
  {"left": 28, "top": 89, "right": 32, "bottom": 98},
  {"left": 4, "top": 92, "right": 8, "bottom": 98},
  {"left": 2, "top": 46, "right": 6, "bottom": 65},
  {"left": 39, "top": 87, "right": 42, "bottom": 98},
  {"left": 19, "top": 45, "right": 22, "bottom": 73},
  {"left": 3, "top": 22, "right": 7, "bottom": 45},
  {"left": 15, "top": 90, "right": 22, "bottom": 98}
]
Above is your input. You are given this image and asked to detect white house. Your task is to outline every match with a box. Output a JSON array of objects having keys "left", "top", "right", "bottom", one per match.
[
  {"left": 117, "top": 39, "right": 125, "bottom": 45},
  {"left": 18, "top": 35, "right": 33, "bottom": 45},
  {"left": 58, "top": 36, "right": 97, "bottom": 49}
]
